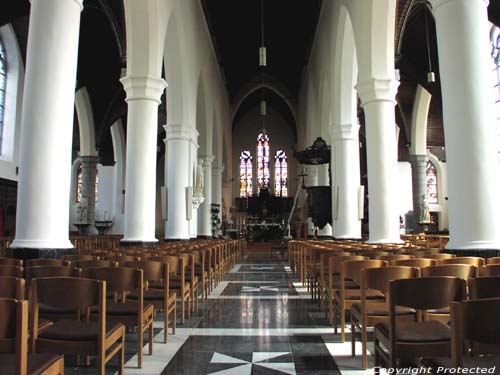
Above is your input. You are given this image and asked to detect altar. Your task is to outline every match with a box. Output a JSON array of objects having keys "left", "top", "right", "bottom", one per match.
[{"left": 245, "top": 222, "right": 283, "bottom": 242}]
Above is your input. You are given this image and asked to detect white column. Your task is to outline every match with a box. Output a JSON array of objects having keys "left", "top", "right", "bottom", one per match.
[
  {"left": 356, "top": 78, "right": 402, "bottom": 244},
  {"left": 189, "top": 138, "right": 199, "bottom": 239},
  {"left": 212, "top": 165, "right": 223, "bottom": 219},
  {"left": 431, "top": 0, "right": 500, "bottom": 250},
  {"left": 198, "top": 155, "right": 215, "bottom": 238},
  {"left": 120, "top": 76, "right": 166, "bottom": 244},
  {"left": 164, "top": 125, "right": 194, "bottom": 240},
  {"left": 11, "top": 0, "right": 83, "bottom": 252},
  {"left": 317, "top": 164, "right": 333, "bottom": 237},
  {"left": 331, "top": 123, "right": 362, "bottom": 239}
]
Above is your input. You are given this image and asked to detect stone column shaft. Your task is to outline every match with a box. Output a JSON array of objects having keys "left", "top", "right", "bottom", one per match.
[
  {"left": 164, "top": 125, "right": 194, "bottom": 240},
  {"left": 198, "top": 155, "right": 214, "bottom": 238},
  {"left": 11, "top": 0, "right": 84, "bottom": 253},
  {"left": 331, "top": 123, "right": 362, "bottom": 239},
  {"left": 430, "top": 0, "right": 500, "bottom": 251},
  {"left": 317, "top": 164, "right": 333, "bottom": 237},
  {"left": 356, "top": 78, "right": 402, "bottom": 244},
  {"left": 120, "top": 76, "right": 166, "bottom": 244},
  {"left": 189, "top": 135, "right": 199, "bottom": 239},
  {"left": 80, "top": 155, "right": 99, "bottom": 234},
  {"left": 212, "top": 166, "right": 223, "bottom": 221},
  {"left": 409, "top": 154, "right": 427, "bottom": 233}
]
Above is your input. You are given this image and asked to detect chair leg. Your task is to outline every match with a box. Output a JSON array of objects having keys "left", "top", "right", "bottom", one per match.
[
  {"left": 164, "top": 307, "right": 168, "bottom": 343},
  {"left": 138, "top": 324, "right": 143, "bottom": 368},
  {"left": 119, "top": 332, "right": 125, "bottom": 375},
  {"left": 340, "top": 302, "right": 346, "bottom": 342},
  {"left": 149, "top": 322, "right": 153, "bottom": 355},
  {"left": 181, "top": 298, "right": 185, "bottom": 324},
  {"left": 351, "top": 317, "right": 356, "bottom": 357},
  {"left": 98, "top": 353, "right": 105, "bottom": 375},
  {"left": 362, "top": 322, "right": 368, "bottom": 370},
  {"left": 173, "top": 304, "right": 177, "bottom": 334}
]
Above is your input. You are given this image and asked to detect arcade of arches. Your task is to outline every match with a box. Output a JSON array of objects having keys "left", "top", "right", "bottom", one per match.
[{"left": 0, "top": 0, "right": 500, "bottom": 373}]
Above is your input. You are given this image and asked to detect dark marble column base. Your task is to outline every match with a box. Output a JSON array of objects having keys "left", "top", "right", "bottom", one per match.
[
  {"left": 119, "top": 241, "right": 158, "bottom": 247},
  {"left": 443, "top": 248, "right": 500, "bottom": 259},
  {"left": 6, "top": 248, "right": 77, "bottom": 260},
  {"left": 333, "top": 237, "right": 363, "bottom": 241},
  {"left": 164, "top": 238, "right": 191, "bottom": 242},
  {"left": 197, "top": 235, "right": 213, "bottom": 240},
  {"left": 316, "top": 235, "right": 333, "bottom": 240}
]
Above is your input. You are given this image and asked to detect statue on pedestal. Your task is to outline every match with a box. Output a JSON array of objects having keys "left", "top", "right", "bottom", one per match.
[
  {"left": 192, "top": 159, "right": 205, "bottom": 209},
  {"left": 419, "top": 194, "right": 431, "bottom": 224},
  {"left": 75, "top": 198, "right": 89, "bottom": 224}
]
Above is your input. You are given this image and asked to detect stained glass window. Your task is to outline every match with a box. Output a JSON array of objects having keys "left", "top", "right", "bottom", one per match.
[
  {"left": 76, "top": 163, "right": 99, "bottom": 203},
  {"left": 0, "top": 37, "right": 6, "bottom": 155},
  {"left": 274, "top": 150, "right": 288, "bottom": 197},
  {"left": 490, "top": 24, "right": 500, "bottom": 123},
  {"left": 257, "top": 133, "right": 270, "bottom": 190},
  {"left": 239, "top": 150, "right": 253, "bottom": 197},
  {"left": 426, "top": 160, "right": 438, "bottom": 204}
]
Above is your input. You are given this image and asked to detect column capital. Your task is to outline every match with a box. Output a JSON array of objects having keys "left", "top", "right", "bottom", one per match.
[
  {"left": 329, "top": 123, "right": 360, "bottom": 141},
  {"left": 430, "top": 0, "right": 488, "bottom": 12},
  {"left": 355, "top": 78, "right": 399, "bottom": 107},
  {"left": 79, "top": 155, "right": 99, "bottom": 165},
  {"left": 164, "top": 124, "right": 197, "bottom": 142},
  {"left": 201, "top": 155, "right": 215, "bottom": 167},
  {"left": 120, "top": 75, "right": 167, "bottom": 104},
  {"left": 212, "top": 166, "right": 224, "bottom": 176}
]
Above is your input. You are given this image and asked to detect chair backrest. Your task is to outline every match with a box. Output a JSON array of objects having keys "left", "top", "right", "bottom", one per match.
[
  {"left": 149, "top": 255, "right": 182, "bottom": 274},
  {"left": 32, "top": 277, "right": 102, "bottom": 311},
  {"left": 92, "top": 267, "right": 142, "bottom": 294},
  {"left": 441, "top": 257, "right": 485, "bottom": 267},
  {"left": 342, "top": 260, "right": 388, "bottom": 283},
  {"left": 478, "top": 264, "right": 500, "bottom": 277},
  {"left": 422, "top": 264, "right": 478, "bottom": 280},
  {"left": 486, "top": 257, "right": 500, "bottom": 265},
  {"left": 75, "top": 259, "right": 117, "bottom": 269},
  {"left": 104, "top": 255, "right": 139, "bottom": 262},
  {"left": 469, "top": 276, "right": 500, "bottom": 299},
  {"left": 329, "top": 254, "right": 366, "bottom": 275},
  {"left": 121, "top": 260, "right": 166, "bottom": 284},
  {"left": 25, "top": 259, "right": 70, "bottom": 268},
  {"left": 424, "top": 253, "right": 456, "bottom": 261},
  {"left": 63, "top": 254, "right": 96, "bottom": 262},
  {"left": 0, "top": 265, "right": 23, "bottom": 278},
  {"left": 389, "top": 277, "right": 466, "bottom": 311},
  {"left": 378, "top": 254, "right": 414, "bottom": 262},
  {"left": 0, "top": 298, "right": 28, "bottom": 373},
  {"left": 362, "top": 266, "right": 420, "bottom": 295},
  {"left": 0, "top": 257, "right": 22, "bottom": 267},
  {"left": 392, "top": 258, "right": 436, "bottom": 268},
  {"left": 451, "top": 297, "right": 500, "bottom": 365},
  {"left": 0, "top": 276, "right": 24, "bottom": 299}
]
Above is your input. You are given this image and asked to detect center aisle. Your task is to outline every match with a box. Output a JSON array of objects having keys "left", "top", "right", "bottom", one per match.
[{"left": 124, "top": 247, "right": 367, "bottom": 375}]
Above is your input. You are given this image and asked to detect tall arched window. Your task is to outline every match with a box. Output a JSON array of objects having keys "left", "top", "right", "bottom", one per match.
[
  {"left": 426, "top": 160, "right": 438, "bottom": 204},
  {"left": 0, "top": 37, "right": 6, "bottom": 155},
  {"left": 274, "top": 150, "right": 288, "bottom": 197},
  {"left": 490, "top": 24, "right": 500, "bottom": 123},
  {"left": 239, "top": 150, "right": 253, "bottom": 197},
  {"left": 257, "top": 132, "right": 270, "bottom": 190}
]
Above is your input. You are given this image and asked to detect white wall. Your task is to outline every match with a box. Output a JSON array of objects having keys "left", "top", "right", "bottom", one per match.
[{"left": 232, "top": 107, "right": 298, "bottom": 200}]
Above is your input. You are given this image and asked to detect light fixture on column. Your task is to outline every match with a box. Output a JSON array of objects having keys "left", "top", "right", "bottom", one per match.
[
  {"left": 259, "top": 0, "right": 266, "bottom": 67},
  {"left": 425, "top": 5, "right": 436, "bottom": 83}
]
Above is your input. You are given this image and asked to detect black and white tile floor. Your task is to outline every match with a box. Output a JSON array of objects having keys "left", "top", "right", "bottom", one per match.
[{"left": 66, "top": 250, "right": 377, "bottom": 374}]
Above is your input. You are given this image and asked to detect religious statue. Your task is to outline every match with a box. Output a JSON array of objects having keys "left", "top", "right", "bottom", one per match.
[
  {"left": 194, "top": 159, "right": 204, "bottom": 198},
  {"left": 419, "top": 194, "right": 431, "bottom": 223},
  {"left": 75, "top": 198, "right": 89, "bottom": 224}
]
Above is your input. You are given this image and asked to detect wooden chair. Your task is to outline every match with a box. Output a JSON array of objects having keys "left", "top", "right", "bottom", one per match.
[
  {"left": 334, "top": 259, "right": 387, "bottom": 342},
  {"left": 327, "top": 254, "right": 364, "bottom": 325},
  {"left": 470, "top": 276, "right": 500, "bottom": 299},
  {"left": 25, "top": 259, "right": 70, "bottom": 268},
  {"left": 178, "top": 252, "right": 199, "bottom": 313},
  {"left": 422, "top": 297, "right": 500, "bottom": 370},
  {"left": 351, "top": 266, "right": 419, "bottom": 369},
  {"left": 0, "top": 276, "right": 25, "bottom": 299},
  {"left": 377, "top": 254, "right": 414, "bottom": 262},
  {"left": 0, "top": 264, "right": 23, "bottom": 278},
  {"left": 0, "top": 257, "right": 23, "bottom": 267},
  {"left": 31, "top": 277, "right": 125, "bottom": 375},
  {"left": 0, "top": 298, "right": 64, "bottom": 375},
  {"left": 478, "top": 264, "right": 500, "bottom": 276},
  {"left": 91, "top": 267, "right": 154, "bottom": 368},
  {"left": 124, "top": 260, "right": 176, "bottom": 343},
  {"left": 74, "top": 259, "right": 117, "bottom": 272},
  {"left": 440, "top": 256, "right": 485, "bottom": 267},
  {"left": 149, "top": 255, "right": 190, "bottom": 324},
  {"left": 62, "top": 254, "right": 96, "bottom": 262},
  {"left": 373, "top": 277, "right": 467, "bottom": 372},
  {"left": 486, "top": 256, "right": 500, "bottom": 265},
  {"left": 391, "top": 258, "right": 436, "bottom": 268}
]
